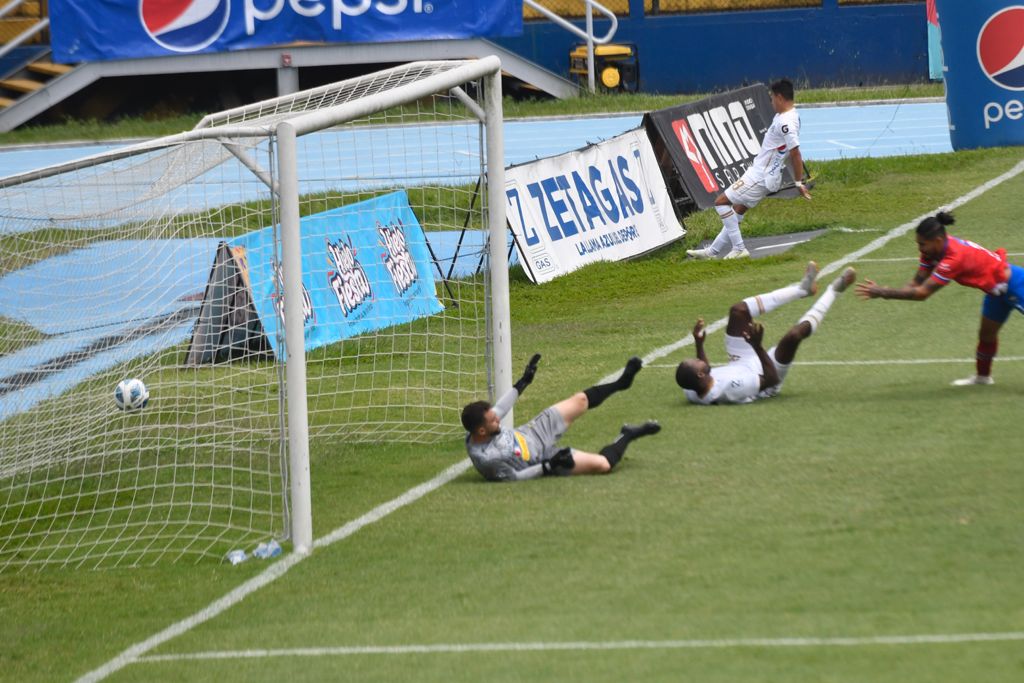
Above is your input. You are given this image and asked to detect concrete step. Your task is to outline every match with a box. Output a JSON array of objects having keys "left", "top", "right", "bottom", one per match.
[
  {"left": 0, "top": 78, "right": 43, "bottom": 93},
  {"left": 28, "top": 61, "right": 72, "bottom": 77}
]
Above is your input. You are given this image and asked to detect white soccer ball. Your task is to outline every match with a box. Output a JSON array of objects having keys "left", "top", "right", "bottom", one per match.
[{"left": 114, "top": 378, "right": 149, "bottom": 411}]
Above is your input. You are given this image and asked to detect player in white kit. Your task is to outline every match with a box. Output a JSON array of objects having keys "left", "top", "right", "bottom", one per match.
[
  {"left": 687, "top": 79, "right": 813, "bottom": 261},
  {"left": 675, "top": 262, "right": 856, "bottom": 405}
]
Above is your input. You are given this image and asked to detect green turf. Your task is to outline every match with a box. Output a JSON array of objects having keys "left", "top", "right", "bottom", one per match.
[{"left": 3, "top": 146, "right": 1024, "bottom": 681}]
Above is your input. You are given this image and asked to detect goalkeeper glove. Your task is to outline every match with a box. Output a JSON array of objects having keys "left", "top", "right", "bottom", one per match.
[
  {"left": 542, "top": 447, "right": 575, "bottom": 476},
  {"left": 513, "top": 353, "right": 541, "bottom": 394}
]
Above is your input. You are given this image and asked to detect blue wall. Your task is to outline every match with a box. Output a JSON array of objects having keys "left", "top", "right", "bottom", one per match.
[{"left": 495, "top": 0, "right": 929, "bottom": 93}]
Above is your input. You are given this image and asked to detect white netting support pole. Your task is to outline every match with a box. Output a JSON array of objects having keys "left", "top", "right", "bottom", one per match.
[
  {"left": 484, "top": 67, "right": 513, "bottom": 426},
  {"left": 277, "top": 121, "right": 314, "bottom": 555}
]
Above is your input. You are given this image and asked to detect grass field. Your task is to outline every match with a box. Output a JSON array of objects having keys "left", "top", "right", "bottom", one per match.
[{"left": 3, "top": 140, "right": 1024, "bottom": 681}]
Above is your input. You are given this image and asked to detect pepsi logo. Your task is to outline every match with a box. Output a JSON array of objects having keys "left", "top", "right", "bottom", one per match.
[
  {"left": 140, "top": 0, "right": 231, "bottom": 53},
  {"left": 977, "top": 6, "right": 1024, "bottom": 91},
  {"left": 671, "top": 119, "right": 718, "bottom": 193}
]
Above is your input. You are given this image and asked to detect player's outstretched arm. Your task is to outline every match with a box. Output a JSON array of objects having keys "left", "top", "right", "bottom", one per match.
[
  {"left": 693, "top": 318, "right": 709, "bottom": 365},
  {"left": 856, "top": 278, "right": 941, "bottom": 302}
]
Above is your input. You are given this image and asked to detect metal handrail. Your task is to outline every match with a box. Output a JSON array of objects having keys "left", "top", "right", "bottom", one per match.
[
  {"left": 0, "top": 17, "right": 48, "bottom": 61},
  {"left": 0, "top": 0, "right": 25, "bottom": 20},
  {"left": 523, "top": 0, "right": 619, "bottom": 93}
]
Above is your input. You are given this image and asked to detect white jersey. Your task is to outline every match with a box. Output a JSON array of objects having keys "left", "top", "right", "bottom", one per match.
[
  {"left": 742, "top": 108, "right": 801, "bottom": 192},
  {"left": 683, "top": 364, "right": 761, "bottom": 405}
]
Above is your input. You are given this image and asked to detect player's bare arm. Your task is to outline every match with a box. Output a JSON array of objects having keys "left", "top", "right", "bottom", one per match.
[
  {"left": 693, "top": 318, "right": 709, "bottom": 365},
  {"left": 743, "top": 322, "right": 780, "bottom": 390},
  {"left": 789, "top": 146, "right": 812, "bottom": 200},
  {"left": 855, "top": 277, "right": 943, "bottom": 301}
]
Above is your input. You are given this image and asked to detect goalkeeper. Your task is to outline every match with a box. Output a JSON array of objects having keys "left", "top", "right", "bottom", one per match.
[{"left": 461, "top": 355, "right": 660, "bottom": 482}]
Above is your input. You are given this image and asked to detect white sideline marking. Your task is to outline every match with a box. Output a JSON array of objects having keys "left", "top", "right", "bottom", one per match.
[
  {"left": 78, "top": 158, "right": 1024, "bottom": 682},
  {"left": 753, "top": 239, "right": 809, "bottom": 252},
  {"left": 596, "top": 158, "right": 1024, "bottom": 385},
  {"left": 858, "top": 252, "right": 1024, "bottom": 264},
  {"left": 827, "top": 139, "right": 859, "bottom": 149},
  {"left": 136, "top": 631, "right": 1024, "bottom": 662},
  {"left": 74, "top": 459, "right": 472, "bottom": 683},
  {"left": 647, "top": 356, "right": 1024, "bottom": 369}
]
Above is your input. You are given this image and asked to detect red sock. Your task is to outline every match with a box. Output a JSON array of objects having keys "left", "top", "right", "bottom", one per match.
[{"left": 976, "top": 340, "right": 997, "bottom": 377}]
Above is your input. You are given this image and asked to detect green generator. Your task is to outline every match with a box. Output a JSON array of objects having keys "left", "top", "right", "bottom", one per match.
[{"left": 569, "top": 43, "right": 640, "bottom": 92}]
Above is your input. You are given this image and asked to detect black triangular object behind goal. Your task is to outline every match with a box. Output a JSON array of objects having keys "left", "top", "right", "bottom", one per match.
[{"left": 186, "top": 241, "right": 273, "bottom": 366}]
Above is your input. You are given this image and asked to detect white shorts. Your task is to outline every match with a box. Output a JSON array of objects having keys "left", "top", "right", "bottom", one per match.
[
  {"left": 724, "top": 177, "right": 769, "bottom": 209},
  {"left": 724, "top": 334, "right": 791, "bottom": 397}
]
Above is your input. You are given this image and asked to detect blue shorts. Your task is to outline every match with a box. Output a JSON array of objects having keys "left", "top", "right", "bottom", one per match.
[{"left": 981, "top": 264, "right": 1024, "bottom": 323}]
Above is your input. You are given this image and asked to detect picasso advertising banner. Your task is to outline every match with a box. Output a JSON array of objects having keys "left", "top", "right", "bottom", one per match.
[
  {"left": 505, "top": 129, "right": 685, "bottom": 284},
  {"left": 643, "top": 84, "right": 804, "bottom": 212},
  {"left": 228, "top": 190, "right": 443, "bottom": 356},
  {"left": 49, "top": 0, "right": 523, "bottom": 63},
  {"left": 934, "top": 0, "right": 1024, "bottom": 150}
]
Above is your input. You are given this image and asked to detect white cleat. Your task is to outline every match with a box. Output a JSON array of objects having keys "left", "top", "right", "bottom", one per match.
[
  {"left": 951, "top": 375, "right": 994, "bottom": 386},
  {"left": 831, "top": 267, "right": 857, "bottom": 293},
  {"left": 686, "top": 248, "right": 716, "bottom": 260},
  {"left": 800, "top": 261, "right": 820, "bottom": 296},
  {"left": 723, "top": 248, "right": 750, "bottom": 260}
]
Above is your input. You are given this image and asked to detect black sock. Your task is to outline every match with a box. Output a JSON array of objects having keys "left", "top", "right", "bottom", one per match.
[
  {"left": 584, "top": 357, "right": 642, "bottom": 409},
  {"left": 600, "top": 421, "right": 661, "bottom": 469},
  {"left": 599, "top": 437, "right": 628, "bottom": 469}
]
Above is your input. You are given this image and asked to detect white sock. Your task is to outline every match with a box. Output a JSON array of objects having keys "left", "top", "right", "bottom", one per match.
[
  {"left": 716, "top": 205, "right": 744, "bottom": 251},
  {"left": 798, "top": 287, "right": 838, "bottom": 335},
  {"left": 743, "top": 284, "right": 807, "bottom": 317},
  {"left": 709, "top": 226, "right": 731, "bottom": 255}
]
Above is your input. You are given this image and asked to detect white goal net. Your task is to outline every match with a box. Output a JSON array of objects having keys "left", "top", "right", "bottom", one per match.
[{"left": 0, "top": 58, "right": 509, "bottom": 570}]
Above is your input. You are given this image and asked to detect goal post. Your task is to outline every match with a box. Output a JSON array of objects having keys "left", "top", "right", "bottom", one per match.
[{"left": 0, "top": 58, "right": 509, "bottom": 570}]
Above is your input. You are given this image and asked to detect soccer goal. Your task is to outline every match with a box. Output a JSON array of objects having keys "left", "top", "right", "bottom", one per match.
[{"left": 0, "top": 58, "right": 511, "bottom": 570}]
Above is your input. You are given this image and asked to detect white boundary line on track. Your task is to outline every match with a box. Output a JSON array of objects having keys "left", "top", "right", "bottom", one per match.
[
  {"left": 136, "top": 631, "right": 1024, "bottom": 662},
  {"left": 75, "top": 158, "right": 1024, "bottom": 683}
]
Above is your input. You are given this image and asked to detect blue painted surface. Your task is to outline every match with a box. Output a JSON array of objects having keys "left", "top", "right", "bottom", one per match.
[{"left": 496, "top": 1, "right": 929, "bottom": 93}]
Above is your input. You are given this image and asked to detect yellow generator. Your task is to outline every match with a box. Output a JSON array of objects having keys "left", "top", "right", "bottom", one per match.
[{"left": 569, "top": 43, "right": 639, "bottom": 92}]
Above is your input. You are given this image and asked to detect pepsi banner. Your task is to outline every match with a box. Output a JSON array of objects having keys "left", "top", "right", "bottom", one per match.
[
  {"left": 228, "top": 190, "right": 443, "bottom": 357},
  {"left": 642, "top": 85, "right": 804, "bottom": 212},
  {"left": 505, "top": 129, "right": 685, "bottom": 284},
  {"left": 49, "top": 0, "right": 523, "bottom": 63},
  {"left": 934, "top": 0, "right": 1024, "bottom": 150}
]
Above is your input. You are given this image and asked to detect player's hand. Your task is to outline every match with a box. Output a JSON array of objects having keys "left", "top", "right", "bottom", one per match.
[
  {"left": 742, "top": 321, "right": 765, "bottom": 347},
  {"left": 692, "top": 318, "right": 706, "bottom": 343},
  {"left": 855, "top": 279, "right": 880, "bottom": 300},
  {"left": 542, "top": 447, "right": 575, "bottom": 476},
  {"left": 798, "top": 184, "right": 812, "bottom": 201},
  {"left": 514, "top": 353, "right": 541, "bottom": 393}
]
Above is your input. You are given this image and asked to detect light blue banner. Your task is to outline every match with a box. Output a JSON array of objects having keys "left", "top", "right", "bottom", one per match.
[
  {"left": 229, "top": 191, "right": 443, "bottom": 357},
  {"left": 50, "top": 0, "right": 523, "bottom": 63}
]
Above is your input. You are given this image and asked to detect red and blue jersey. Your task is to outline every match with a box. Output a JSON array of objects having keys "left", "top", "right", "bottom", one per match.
[{"left": 918, "top": 235, "right": 1008, "bottom": 295}]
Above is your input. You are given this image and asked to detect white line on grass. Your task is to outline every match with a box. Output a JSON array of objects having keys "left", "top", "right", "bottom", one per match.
[
  {"left": 136, "top": 631, "right": 1024, "bottom": 662},
  {"left": 596, "top": 158, "right": 1024, "bottom": 385},
  {"left": 77, "top": 158, "right": 1024, "bottom": 683},
  {"left": 857, "top": 252, "right": 1024, "bottom": 263},
  {"left": 646, "top": 356, "right": 1024, "bottom": 369}
]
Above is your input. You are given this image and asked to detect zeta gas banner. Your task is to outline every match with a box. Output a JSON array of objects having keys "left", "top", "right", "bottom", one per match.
[
  {"left": 49, "top": 0, "right": 523, "bottom": 63},
  {"left": 505, "top": 128, "right": 685, "bottom": 284},
  {"left": 934, "top": 0, "right": 1024, "bottom": 150},
  {"left": 228, "top": 190, "right": 443, "bottom": 356},
  {"left": 643, "top": 84, "right": 802, "bottom": 212}
]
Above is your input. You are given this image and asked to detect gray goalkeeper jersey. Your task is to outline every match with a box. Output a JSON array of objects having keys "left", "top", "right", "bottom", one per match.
[{"left": 465, "top": 388, "right": 546, "bottom": 482}]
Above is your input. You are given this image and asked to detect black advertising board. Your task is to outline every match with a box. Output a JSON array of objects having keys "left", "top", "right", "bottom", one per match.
[{"left": 642, "top": 84, "right": 808, "bottom": 216}]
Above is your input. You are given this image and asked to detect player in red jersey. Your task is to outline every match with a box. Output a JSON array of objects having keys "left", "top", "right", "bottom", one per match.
[{"left": 856, "top": 211, "right": 1023, "bottom": 385}]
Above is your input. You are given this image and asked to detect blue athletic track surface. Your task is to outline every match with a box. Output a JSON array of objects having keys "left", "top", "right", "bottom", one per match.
[{"left": 0, "top": 101, "right": 950, "bottom": 419}]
